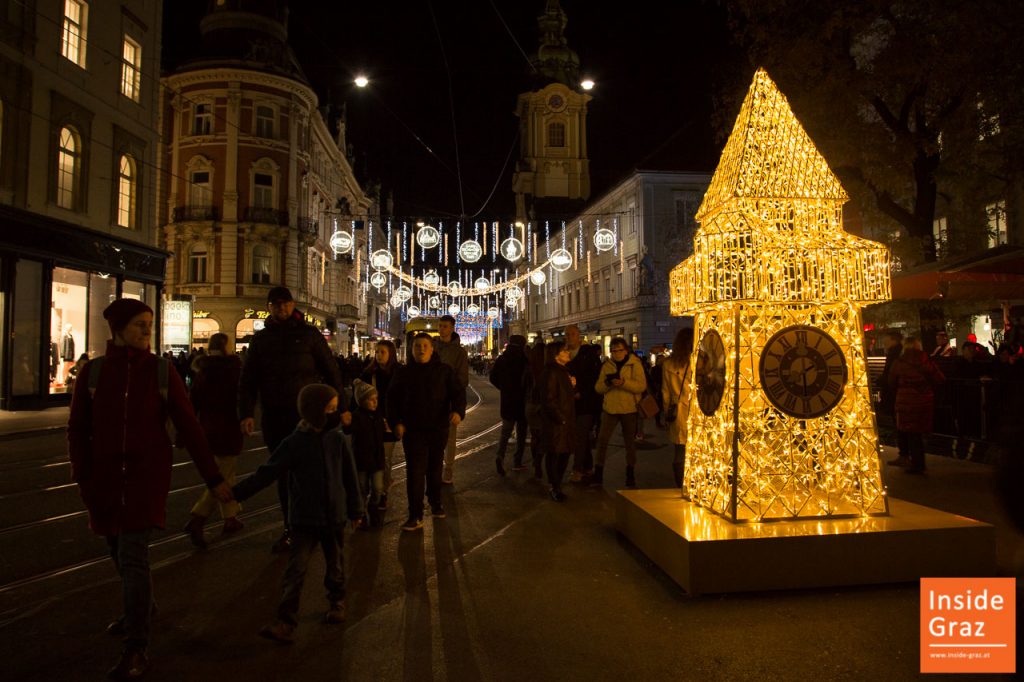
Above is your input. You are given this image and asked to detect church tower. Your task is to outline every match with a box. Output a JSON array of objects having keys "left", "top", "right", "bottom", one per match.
[{"left": 512, "top": 0, "right": 591, "bottom": 220}]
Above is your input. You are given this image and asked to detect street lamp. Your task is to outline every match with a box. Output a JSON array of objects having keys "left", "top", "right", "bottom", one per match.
[
  {"left": 580, "top": 78, "right": 595, "bottom": 91},
  {"left": 354, "top": 75, "right": 369, "bottom": 88}
]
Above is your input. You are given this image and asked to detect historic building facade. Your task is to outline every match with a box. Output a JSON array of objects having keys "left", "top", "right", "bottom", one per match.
[
  {"left": 525, "top": 171, "right": 710, "bottom": 354},
  {"left": 0, "top": 0, "right": 164, "bottom": 409},
  {"left": 159, "top": 2, "right": 372, "bottom": 354}
]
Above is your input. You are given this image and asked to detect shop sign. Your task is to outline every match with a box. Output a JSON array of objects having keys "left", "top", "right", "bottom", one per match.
[
  {"left": 163, "top": 300, "right": 192, "bottom": 347},
  {"left": 304, "top": 314, "right": 323, "bottom": 328},
  {"left": 193, "top": 310, "right": 211, "bottom": 319},
  {"left": 243, "top": 308, "right": 271, "bottom": 319}
]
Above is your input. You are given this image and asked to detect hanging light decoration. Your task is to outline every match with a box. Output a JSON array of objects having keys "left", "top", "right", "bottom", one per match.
[
  {"left": 370, "top": 272, "right": 386, "bottom": 289},
  {"left": 448, "top": 281, "right": 464, "bottom": 297},
  {"left": 529, "top": 269, "right": 547, "bottom": 286},
  {"left": 466, "top": 303, "right": 480, "bottom": 315},
  {"left": 428, "top": 295, "right": 440, "bottom": 309},
  {"left": 394, "top": 285, "right": 413, "bottom": 302},
  {"left": 499, "top": 236, "right": 525, "bottom": 262},
  {"left": 407, "top": 305, "right": 421, "bottom": 318},
  {"left": 487, "top": 307, "right": 500, "bottom": 319},
  {"left": 593, "top": 225, "right": 615, "bottom": 252},
  {"left": 460, "top": 239, "right": 483, "bottom": 263},
  {"left": 423, "top": 269, "right": 440, "bottom": 286},
  {"left": 371, "top": 249, "right": 393, "bottom": 271},
  {"left": 549, "top": 248, "right": 573, "bottom": 272},
  {"left": 416, "top": 224, "right": 440, "bottom": 249},
  {"left": 505, "top": 284, "right": 523, "bottom": 301},
  {"left": 448, "top": 303, "right": 461, "bottom": 315},
  {"left": 474, "top": 276, "right": 491, "bottom": 291}
]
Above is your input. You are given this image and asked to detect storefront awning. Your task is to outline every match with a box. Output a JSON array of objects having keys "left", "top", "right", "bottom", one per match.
[{"left": 891, "top": 246, "right": 1024, "bottom": 301}]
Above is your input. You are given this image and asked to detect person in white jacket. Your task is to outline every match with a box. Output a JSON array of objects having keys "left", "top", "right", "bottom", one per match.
[
  {"left": 661, "top": 328, "right": 693, "bottom": 491},
  {"left": 591, "top": 338, "right": 647, "bottom": 487}
]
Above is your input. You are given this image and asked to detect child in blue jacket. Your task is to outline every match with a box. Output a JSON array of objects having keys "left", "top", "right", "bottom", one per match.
[{"left": 233, "top": 384, "right": 363, "bottom": 643}]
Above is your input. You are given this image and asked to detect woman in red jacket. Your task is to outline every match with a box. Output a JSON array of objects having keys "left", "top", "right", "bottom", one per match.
[
  {"left": 67, "top": 299, "right": 231, "bottom": 680},
  {"left": 889, "top": 336, "right": 946, "bottom": 474}
]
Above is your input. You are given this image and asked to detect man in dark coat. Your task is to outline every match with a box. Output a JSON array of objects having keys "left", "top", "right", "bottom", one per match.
[
  {"left": 238, "top": 286, "right": 346, "bottom": 552},
  {"left": 68, "top": 298, "right": 230, "bottom": 679},
  {"left": 878, "top": 330, "right": 906, "bottom": 466},
  {"left": 565, "top": 325, "right": 602, "bottom": 481},
  {"left": 388, "top": 333, "right": 467, "bottom": 531},
  {"left": 489, "top": 334, "right": 529, "bottom": 475}
]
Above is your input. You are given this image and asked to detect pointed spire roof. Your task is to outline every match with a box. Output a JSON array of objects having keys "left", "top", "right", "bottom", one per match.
[
  {"left": 697, "top": 69, "right": 847, "bottom": 221},
  {"left": 531, "top": 0, "right": 581, "bottom": 87}
]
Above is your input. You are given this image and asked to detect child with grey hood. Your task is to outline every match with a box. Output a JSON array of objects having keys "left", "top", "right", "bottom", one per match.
[{"left": 233, "top": 384, "right": 363, "bottom": 643}]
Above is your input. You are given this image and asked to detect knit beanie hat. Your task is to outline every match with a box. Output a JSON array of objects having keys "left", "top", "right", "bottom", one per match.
[
  {"left": 297, "top": 384, "right": 339, "bottom": 429},
  {"left": 352, "top": 379, "right": 378, "bottom": 407},
  {"left": 103, "top": 298, "right": 154, "bottom": 334}
]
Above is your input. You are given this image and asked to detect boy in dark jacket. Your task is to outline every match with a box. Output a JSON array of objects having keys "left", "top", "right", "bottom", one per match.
[
  {"left": 346, "top": 379, "right": 386, "bottom": 527},
  {"left": 233, "top": 384, "right": 363, "bottom": 643}
]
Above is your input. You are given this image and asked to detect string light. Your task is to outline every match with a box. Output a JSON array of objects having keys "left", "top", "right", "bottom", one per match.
[{"left": 670, "top": 69, "right": 891, "bottom": 523}]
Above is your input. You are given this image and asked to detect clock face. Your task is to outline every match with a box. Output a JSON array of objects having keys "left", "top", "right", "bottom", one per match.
[
  {"left": 759, "top": 325, "right": 848, "bottom": 419},
  {"left": 547, "top": 94, "right": 565, "bottom": 110},
  {"left": 696, "top": 330, "right": 727, "bottom": 416}
]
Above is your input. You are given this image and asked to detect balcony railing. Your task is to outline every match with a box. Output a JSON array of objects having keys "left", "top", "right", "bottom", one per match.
[
  {"left": 173, "top": 205, "right": 218, "bottom": 222},
  {"left": 244, "top": 207, "right": 289, "bottom": 226},
  {"left": 338, "top": 303, "right": 359, "bottom": 321},
  {"left": 297, "top": 217, "right": 318, "bottom": 235}
]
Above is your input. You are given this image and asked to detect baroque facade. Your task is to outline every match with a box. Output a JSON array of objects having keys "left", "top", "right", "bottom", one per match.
[
  {"left": 0, "top": 0, "right": 164, "bottom": 409},
  {"left": 159, "top": 2, "right": 373, "bottom": 354}
]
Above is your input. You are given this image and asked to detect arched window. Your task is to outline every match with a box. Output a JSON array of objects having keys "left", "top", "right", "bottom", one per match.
[
  {"left": 117, "top": 154, "right": 136, "bottom": 228},
  {"left": 547, "top": 122, "right": 566, "bottom": 147},
  {"left": 188, "top": 242, "right": 208, "bottom": 283},
  {"left": 251, "top": 244, "right": 272, "bottom": 284},
  {"left": 57, "top": 126, "right": 79, "bottom": 209}
]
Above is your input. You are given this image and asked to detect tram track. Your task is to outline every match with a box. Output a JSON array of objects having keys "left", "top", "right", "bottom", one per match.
[{"left": 0, "top": 379, "right": 499, "bottom": 617}]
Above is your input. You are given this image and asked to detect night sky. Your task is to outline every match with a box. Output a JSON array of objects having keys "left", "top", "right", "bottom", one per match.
[{"left": 164, "top": 1, "right": 744, "bottom": 218}]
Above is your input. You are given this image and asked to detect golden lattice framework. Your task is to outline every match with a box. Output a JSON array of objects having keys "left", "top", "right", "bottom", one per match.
[{"left": 670, "top": 69, "right": 892, "bottom": 522}]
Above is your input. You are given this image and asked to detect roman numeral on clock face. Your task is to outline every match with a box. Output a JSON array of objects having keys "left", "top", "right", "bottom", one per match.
[
  {"left": 767, "top": 381, "right": 787, "bottom": 399},
  {"left": 825, "top": 379, "right": 842, "bottom": 395}
]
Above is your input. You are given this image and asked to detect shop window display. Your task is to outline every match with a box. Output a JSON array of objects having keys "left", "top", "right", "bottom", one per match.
[{"left": 49, "top": 268, "right": 87, "bottom": 394}]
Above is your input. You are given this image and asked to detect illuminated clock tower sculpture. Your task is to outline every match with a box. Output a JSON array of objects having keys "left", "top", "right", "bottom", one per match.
[
  {"left": 512, "top": 0, "right": 591, "bottom": 221},
  {"left": 669, "top": 70, "right": 892, "bottom": 522}
]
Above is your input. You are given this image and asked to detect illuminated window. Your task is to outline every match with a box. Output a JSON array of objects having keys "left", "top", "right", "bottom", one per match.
[
  {"left": 251, "top": 244, "right": 272, "bottom": 284},
  {"left": 255, "top": 105, "right": 275, "bottom": 138},
  {"left": 547, "top": 122, "right": 565, "bottom": 147},
  {"left": 61, "top": 0, "right": 87, "bottom": 67},
  {"left": 57, "top": 126, "right": 79, "bottom": 209},
  {"left": 117, "top": 155, "right": 135, "bottom": 228},
  {"left": 120, "top": 36, "right": 141, "bottom": 102},
  {"left": 192, "top": 103, "right": 212, "bottom": 136},
  {"left": 188, "top": 243, "right": 208, "bottom": 283},
  {"left": 932, "top": 216, "right": 947, "bottom": 260},
  {"left": 977, "top": 101, "right": 1001, "bottom": 141},
  {"left": 987, "top": 200, "right": 1007, "bottom": 247}
]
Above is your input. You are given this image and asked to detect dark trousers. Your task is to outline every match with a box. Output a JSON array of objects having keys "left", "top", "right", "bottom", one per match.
[
  {"left": 572, "top": 413, "right": 594, "bottom": 473},
  {"left": 546, "top": 451, "right": 570, "bottom": 492},
  {"left": 595, "top": 412, "right": 638, "bottom": 467},
  {"left": 263, "top": 415, "right": 298, "bottom": 527},
  {"left": 404, "top": 429, "right": 448, "bottom": 519},
  {"left": 496, "top": 416, "right": 527, "bottom": 465},
  {"left": 905, "top": 432, "right": 926, "bottom": 472},
  {"left": 278, "top": 525, "right": 345, "bottom": 626},
  {"left": 106, "top": 529, "right": 153, "bottom": 649},
  {"left": 896, "top": 430, "right": 909, "bottom": 458}
]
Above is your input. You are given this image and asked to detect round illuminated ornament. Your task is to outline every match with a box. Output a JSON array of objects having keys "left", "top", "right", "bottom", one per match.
[
  {"left": 428, "top": 296, "right": 441, "bottom": 309},
  {"left": 549, "top": 248, "right": 573, "bottom": 272},
  {"left": 394, "top": 285, "right": 413, "bottom": 302},
  {"left": 529, "top": 269, "right": 547, "bottom": 286},
  {"left": 474, "top": 277, "right": 491, "bottom": 292},
  {"left": 466, "top": 303, "right": 480, "bottom": 315},
  {"left": 505, "top": 296, "right": 518, "bottom": 308},
  {"left": 423, "top": 270, "right": 440, "bottom": 286},
  {"left": 505, "top": 284, "right": 523, "bottom": 301},
  {"left": 371, "top": 249, "right": 393, "bottom": 271},
  {"left": 329, "top": 230, "right": 353, "bottom": 254},
  {"left": 500, "top": 237, "right": 525, "bottom": 262},
  {"left": 448, "top": 281, "right": 464, "bottom": 297},
  {"left": 389, "top": 294, "right": 402, "bottom": 307},
  {"left": 459, "top": 240, "right": 483, "bottom": 263},
  {"left": 487, "top": 307, "right": 500, "bottom": 319},
  {"left": 416, "top": 225, "right": 440, "bottom": 249},
  {"left": 448, "top": 303, "right": 461, "bottom": 315},
  {"left": 593, "top": 228, "right": 615, "bottom": 252},
  {"left": 369, "top": 272, "right": 387, "bottom": 289},
  {"left": 407, "top": 305, "right": 421, "bottom": 318}
]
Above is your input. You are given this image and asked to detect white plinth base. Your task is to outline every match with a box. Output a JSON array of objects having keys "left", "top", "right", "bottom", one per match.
[{"left": 615, "top": 489, "right": 995, "bottom": 596}]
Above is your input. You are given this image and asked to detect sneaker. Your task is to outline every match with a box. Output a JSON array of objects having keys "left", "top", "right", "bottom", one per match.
[
  {"left": 325, "top": 603, "right": 346, "bottom": 624},
  {"left": 377, "top": 493, "right": 388, "bottom": 511},
  {"left": 107, "top": 646, "right": 148, "bottom": 680},
  {"left": 887, "top": 456, "right": 910, "bottom": 467},
  {"left": 183, "top": 514, "right": 207, "bottom": 549},
  {"left": 271, "top": 531, "right": 292, "bottom": 554},
  {"left": 495, "top": 457, "right": 506, "bottom": 477},
  {"left": 431, "top": 505, "right": 446, "bottom": 519},
  {"left": 259, "top": 621, "right": 296, "bottom": 644},
  {"left": 401, "top": 517, "right": 424, "bottom": 532},
  {"left": 222, "top": 517, "right": 244, "bottom": 534}
]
